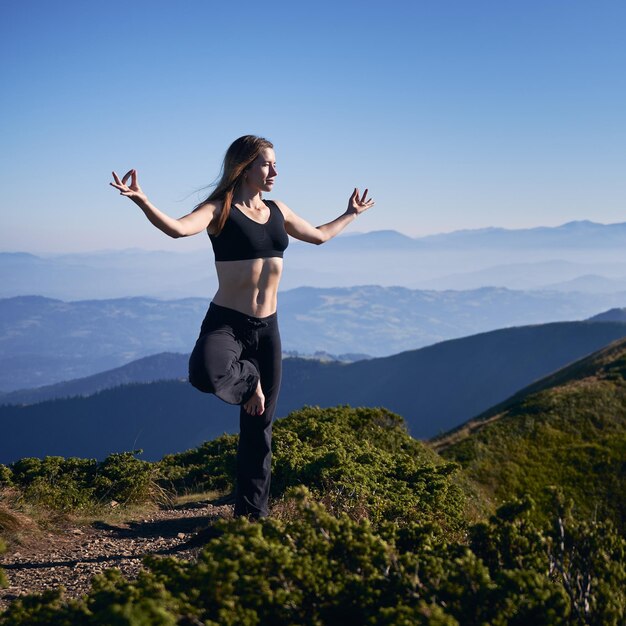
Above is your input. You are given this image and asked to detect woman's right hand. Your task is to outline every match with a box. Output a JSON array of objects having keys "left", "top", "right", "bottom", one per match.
[{"left": 110, "top": 169, "right": 147, "bottom": 204}]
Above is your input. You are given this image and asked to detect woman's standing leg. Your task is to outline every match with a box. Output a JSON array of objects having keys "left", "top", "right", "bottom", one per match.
[{"left": 234, "top": 316, "right": 282, "bottom": 519}]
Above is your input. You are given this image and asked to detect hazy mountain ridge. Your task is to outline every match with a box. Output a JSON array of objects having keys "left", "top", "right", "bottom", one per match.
[
  {"left": 0, "top": 295, "right": 209, "bottom": 391},
  {"left": 416, "top": 219, "right": 626, "bottom": 248},
  {"left": 422, "top": 259, "right": 626, "bottom": 291},
  {"left": 5, "top": 221, "right": 626, "bottom": 298},
  {"left": 4, "top": 289, "right": 626, "bottom": 392},
  {"left": 0, "top": 250, "right": 217, "bottom": 300},
  {"left": 4, "top": 320, "right": 626, "bottom": 462}
]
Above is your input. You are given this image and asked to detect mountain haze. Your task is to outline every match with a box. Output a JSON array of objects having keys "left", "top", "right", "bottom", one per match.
[
  {"left": 4, "top": 290, "right": 626, "bottom": 391},
  {"left": 5, "top": 221, "right": 626, "bottom": 298}
]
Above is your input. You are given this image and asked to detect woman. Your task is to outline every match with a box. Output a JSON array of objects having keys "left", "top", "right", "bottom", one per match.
[{"left": 110, "top": 135, "right": 374, "bottom": 519}]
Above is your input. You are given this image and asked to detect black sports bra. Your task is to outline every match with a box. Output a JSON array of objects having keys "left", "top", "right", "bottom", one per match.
[{"left": 209, "top": 199, "right": 289, "bottom": 262}]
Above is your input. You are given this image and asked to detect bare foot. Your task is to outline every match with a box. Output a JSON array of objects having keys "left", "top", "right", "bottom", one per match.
[{"left": 243, "top": 381, "right": 265, "bottom": 415}]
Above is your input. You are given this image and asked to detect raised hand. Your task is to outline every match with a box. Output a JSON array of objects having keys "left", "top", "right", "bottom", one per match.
[
  {"left": 348, "top": 188, "right": 375, "bottom": 215},
  {"left": 110, "top": 169, "right": 147, "bottom": 203}
]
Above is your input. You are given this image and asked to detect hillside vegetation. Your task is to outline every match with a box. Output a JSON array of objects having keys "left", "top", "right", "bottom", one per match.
[
  {"left": 434, "top": 338, "right": 626, "bottom": 532},
  {"left": 2, "top": 339, "right": 626, "bottom": 623}
]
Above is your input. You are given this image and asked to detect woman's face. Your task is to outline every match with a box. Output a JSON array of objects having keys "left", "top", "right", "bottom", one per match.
[{"left": 245, "top": 148, "right": 277, "bottom": 193}]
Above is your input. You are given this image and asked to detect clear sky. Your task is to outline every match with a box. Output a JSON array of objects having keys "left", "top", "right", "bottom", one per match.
[{"left": 2, "top": 0, "right": 626, "bottom": 252}]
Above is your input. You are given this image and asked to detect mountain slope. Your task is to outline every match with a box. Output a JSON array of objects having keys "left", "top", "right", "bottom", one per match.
[
  {"left": 0, "top": 353, "right": 189, "bottom": 405},
  {"left": 280, "top": 320, "right": 626, "bottom": 438},
  {"left": 433, "top": 338, "right": 626, "bottom": 530},
  {"left": 588, "top": 307, "right": 626, "bottom": 322},
  {"left": 4, "top": 321, "right": 626, "bottom": 462}
]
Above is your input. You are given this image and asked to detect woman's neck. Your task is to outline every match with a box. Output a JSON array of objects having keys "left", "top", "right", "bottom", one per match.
[{"left": 233, "top": 186, "right": 264, "bottom": 210}]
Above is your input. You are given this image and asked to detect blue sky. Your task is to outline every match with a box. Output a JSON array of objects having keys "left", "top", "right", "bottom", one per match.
[{"left": 2, "top": 0, "right": 626, "bottom": 252}]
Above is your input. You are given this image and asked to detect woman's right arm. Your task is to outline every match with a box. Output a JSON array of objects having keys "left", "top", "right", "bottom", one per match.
[{"left": 110, "top": 169, "right": 217, "bottom": 238}]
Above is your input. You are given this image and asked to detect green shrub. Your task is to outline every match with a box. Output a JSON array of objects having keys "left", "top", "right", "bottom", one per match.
[
  {"left": 2, "top": 489, "right": 623, "bottom": 625},
  {"left": 271, "top": 406, "right": 467, "bottom": 529},
  {"left": 0, "top": 539, "right": 7, "bottom": 589},
  {"left": 8, "top": 451, "right": 162, "bottom": 511},
  {"left": 1, "top": 402, "right": 623, "bottom": 623},
  {"left": 157, "top": 406, "right": 470, "bottom": 531},
  {"left": 0, "top": 465, "right": 12, "bottom": 488},
  {"left": 158, "top": 434, "right": 238, "bottom": 494},
  {"left": 92, "top": 451, "right": 160, "bottom": 505},
  {"left": 11, "top": 456, "right": 97, "bottom": 511}
]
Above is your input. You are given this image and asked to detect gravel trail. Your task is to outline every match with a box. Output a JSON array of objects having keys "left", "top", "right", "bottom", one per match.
[{"left": 0, "top": 501, "right": 231, "bottom": 610}]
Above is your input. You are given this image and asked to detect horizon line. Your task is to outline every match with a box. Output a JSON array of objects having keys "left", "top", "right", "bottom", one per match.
[{"left": 2, "top": 218, "right": 625, "bottom": 256}]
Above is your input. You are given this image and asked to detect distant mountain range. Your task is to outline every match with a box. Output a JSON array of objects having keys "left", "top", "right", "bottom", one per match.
[
  {"left": 414, "top": 219, "right": 626, "bottom": 249},
  {"left": 3, "top": 319, "right": 626, "bottom": 463},
  {"left": 4, "top": 221, "right": 626, "bottom": 298},
  {"left": 3, "top": 289, "right": 626, "bottom": 392},
  {"left": 420, "top": 260, "right": 626, "bottom": 291}
]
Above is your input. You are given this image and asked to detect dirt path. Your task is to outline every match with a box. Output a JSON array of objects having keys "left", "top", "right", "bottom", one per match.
[{"left": 0, "top": 500, "right": 232, "bottom": 610}]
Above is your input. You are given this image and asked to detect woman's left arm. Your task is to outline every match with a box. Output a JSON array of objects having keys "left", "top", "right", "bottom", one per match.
[{"left": 278, "top": 188, "right": 375, "bottom": 245}]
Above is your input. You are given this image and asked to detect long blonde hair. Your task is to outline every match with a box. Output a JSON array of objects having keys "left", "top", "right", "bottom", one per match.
[{"left": 198, "top": 135, "right": 274, "bottom": 235}]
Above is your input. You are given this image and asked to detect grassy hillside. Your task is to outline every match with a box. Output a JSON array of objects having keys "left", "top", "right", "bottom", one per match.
[{"left": 433, "top": 338, "right": 626, "bottom": 531}]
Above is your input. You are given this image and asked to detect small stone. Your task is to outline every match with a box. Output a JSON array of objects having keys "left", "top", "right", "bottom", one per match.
[
  {"left": 177, "top": 532, "right": 186, "bottom": 539},
  {"left": 71, "top": 528, "right": 84, "bottom": 535},
  {"left": 109, "top": 500, "right": 119, "bottom": 508}
]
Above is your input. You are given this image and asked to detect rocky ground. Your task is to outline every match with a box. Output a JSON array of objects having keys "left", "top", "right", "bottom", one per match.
[{"left": 0, "top": 500, "right": 232, "bottom": 611}]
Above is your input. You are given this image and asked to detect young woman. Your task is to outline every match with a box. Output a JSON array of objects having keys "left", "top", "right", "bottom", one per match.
[{"left": 110, "top": 135, "right": 374, "bottom": 518}]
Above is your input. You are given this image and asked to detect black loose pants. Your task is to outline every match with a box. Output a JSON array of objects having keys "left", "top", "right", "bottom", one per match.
[{"left": 188, "top": 302, "right": 281, "bottom": 519}]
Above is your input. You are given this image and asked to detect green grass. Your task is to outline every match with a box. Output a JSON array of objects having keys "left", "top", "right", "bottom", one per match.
[{"left": 438, "top": 343, "right": 626, "bottom": 531}]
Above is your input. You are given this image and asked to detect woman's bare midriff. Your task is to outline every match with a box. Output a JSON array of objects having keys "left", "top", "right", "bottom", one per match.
[{"left": 212, "top": 257, "right": 283, "bottom": 318}]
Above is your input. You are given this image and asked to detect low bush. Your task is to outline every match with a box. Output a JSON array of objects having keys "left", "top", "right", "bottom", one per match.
[
  {"left": 0, "top": 405, "right": 623, "bottom": 623},
  {"left": 1, "top": 489, "right": 623, "bottom": 625},
  {"left": 158, "top": 434, "right": 238, "bottom": 494},
  {"left": 271, "top": 406, "right": 468, "bottom": 530},
  {"left": 157, "top": 406, "right": 470, "bottom": 531},
  {"left": 92, "top": 451, "right": 161, "bottom": 505},
  {"left": 6, "top": 451, "right": 161, "bottom": 511},
  {"left": 0, "top": 539, "right": 6, "bottom": 589}
]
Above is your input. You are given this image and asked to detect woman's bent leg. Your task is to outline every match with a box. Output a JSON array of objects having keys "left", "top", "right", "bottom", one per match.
[
  {"left": 234, "top": 319, "right": 282, "bottom": 519},
  {"left": 188, "top": 307, "right": 259, "bottom": 405}
]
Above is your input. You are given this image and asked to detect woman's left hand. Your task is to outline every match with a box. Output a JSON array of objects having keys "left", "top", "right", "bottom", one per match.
[{"left": 348, "top": 188, "right": 375, "bottom": 215}]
